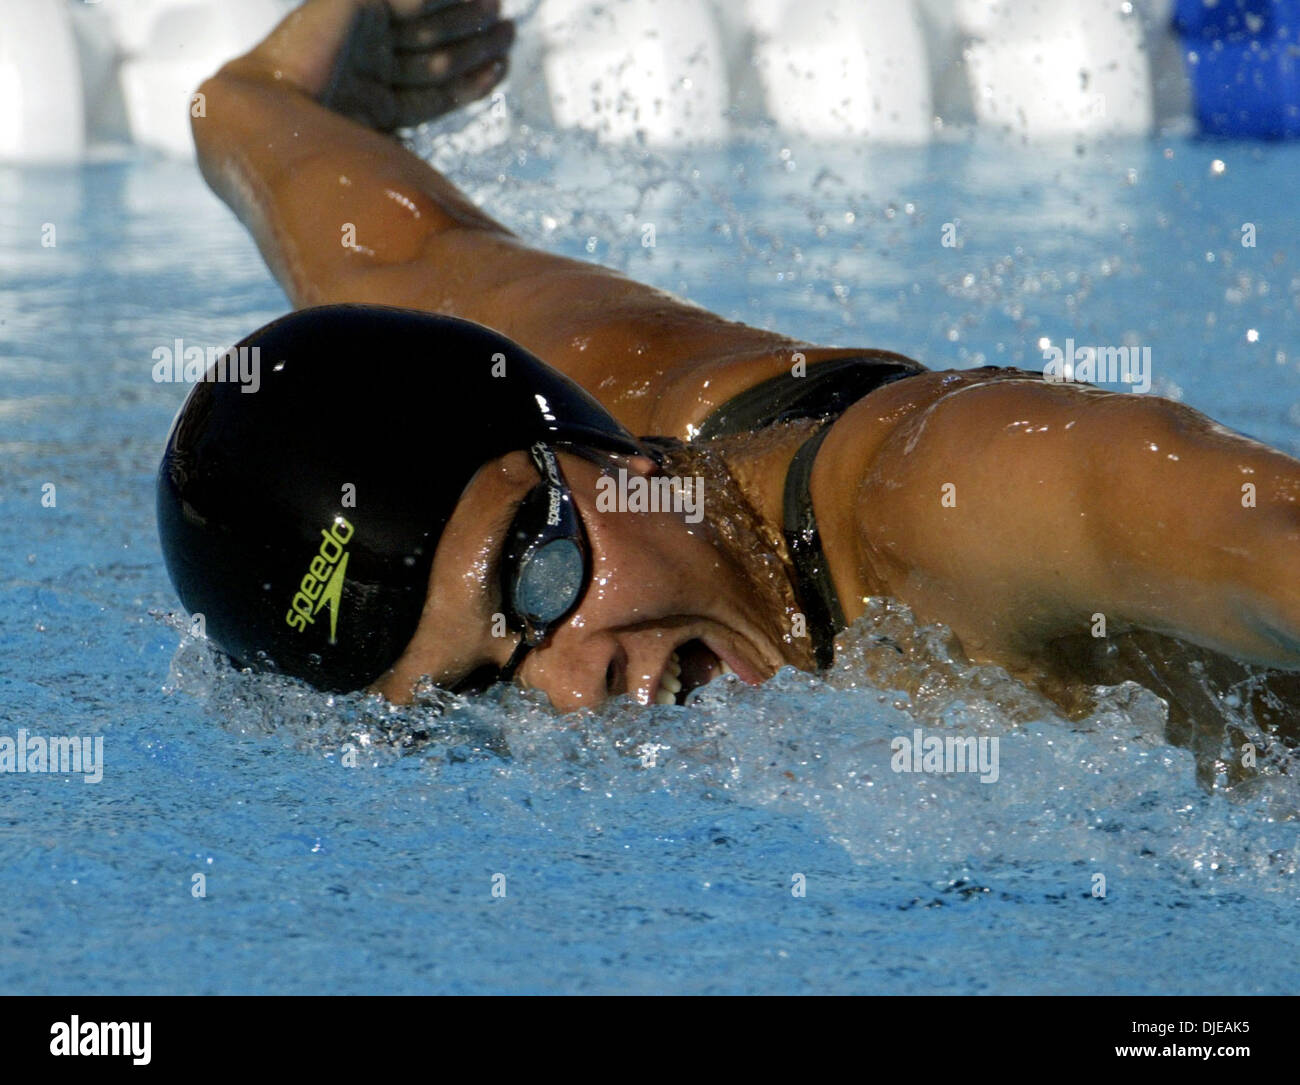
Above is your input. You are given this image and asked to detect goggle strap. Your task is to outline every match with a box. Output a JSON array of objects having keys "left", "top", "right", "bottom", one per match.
[{"left": 499, "top": 637, "right": 533, "bottom": 684}]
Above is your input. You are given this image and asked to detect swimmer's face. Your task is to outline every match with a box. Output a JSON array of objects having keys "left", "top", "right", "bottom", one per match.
[{"left": 372, "top": 448, "right": 801, "bottom": 710}]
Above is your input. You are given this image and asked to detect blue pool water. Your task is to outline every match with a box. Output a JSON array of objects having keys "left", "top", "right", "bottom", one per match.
[{"left": 3, "top": 127, "right": 1300, "bottom": 994}]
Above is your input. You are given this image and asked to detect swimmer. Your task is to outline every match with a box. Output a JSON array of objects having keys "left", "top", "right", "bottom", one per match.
[{"left": 159, "top": 0, "right": 1300, "bottom": 720}]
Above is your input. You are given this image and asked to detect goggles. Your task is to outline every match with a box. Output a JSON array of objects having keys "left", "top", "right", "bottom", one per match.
[
  {"left": 496, "top": 442, "right": 590, "bottom": 682},
  {"left": 447, "top": 442, "right": 594, "bottom": 694},
  {"left": 451, "top": 440, "right": 665, "bottom": 695}
]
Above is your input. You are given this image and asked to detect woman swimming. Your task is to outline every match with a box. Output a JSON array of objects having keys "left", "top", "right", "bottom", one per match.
[{"left": 159, "top": 0, "right": 1300, "bottom": 721}]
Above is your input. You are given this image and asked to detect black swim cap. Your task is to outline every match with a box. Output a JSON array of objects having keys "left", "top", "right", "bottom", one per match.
[{"left": 157, "top": 303, "right": 646, "bottom": 692}]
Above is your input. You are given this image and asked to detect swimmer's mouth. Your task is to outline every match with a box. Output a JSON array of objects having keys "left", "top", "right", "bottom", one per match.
[{"left": 653, "top": 639, "right": 735, "bottom": 706}]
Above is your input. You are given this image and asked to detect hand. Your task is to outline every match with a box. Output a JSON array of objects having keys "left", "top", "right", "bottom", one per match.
[{"left": 320, "top": 0, "right": 515, "bottom": 132}]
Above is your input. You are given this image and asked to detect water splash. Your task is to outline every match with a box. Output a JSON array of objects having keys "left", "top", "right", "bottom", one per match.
[{"left": 160, "top": 592, "right": 1300, "bottom": 894}]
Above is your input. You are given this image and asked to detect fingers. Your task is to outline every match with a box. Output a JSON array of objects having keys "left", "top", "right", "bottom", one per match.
[
  {"left": 385, "top": 0, "right": 461, "bottom": 17},
  {"left": 341, "top": 2, "right": 398, "bottom": 84},
  {"left": 392, "top": 13, "right": 514, "bottom": 88},
  {"left": 339, "top": 74, "right": 404, "bottom": 131},
  {"left": 390, "top": 55, "right": 508, "bottom": 127},
  {"left": 319, "top": 3, "right": 402, "bottom": 128},
  {"left": 393, "top": 0, "right": 502, "bottom": 51},
  {"left": 321, "top": 0, "right": 513, "bottom": 131}
]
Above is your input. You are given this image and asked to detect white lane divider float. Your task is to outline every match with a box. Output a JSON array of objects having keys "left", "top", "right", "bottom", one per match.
[
  {"left": 109, "top": 0, "right": 287, "bottom": 157},
  {"left": 750, "top": 0, "right": 934, "bottom": 143},
  {"left": 955, "top": 0, "right": 1155, "bottom": 138},
  {"left": 535, "top": 0, "right": 731, "bottom": 147},
  {"left": 1, "top": 0, "right": 1172, "bottom": 161},
  {"left": 0, "top": 0, "right": 86, "bottom": 162}
]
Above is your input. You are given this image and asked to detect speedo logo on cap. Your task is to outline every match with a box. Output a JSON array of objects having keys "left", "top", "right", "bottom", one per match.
[{"left": 284, "top": 517, "right": 354, "bottom": 644}]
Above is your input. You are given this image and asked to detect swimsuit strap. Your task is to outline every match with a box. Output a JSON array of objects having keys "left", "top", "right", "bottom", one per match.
[
  {"left": 696, "top": 352, "right": 926, "bottom": 668},
  {"left": 782, "top": 422, "right": 846, "bottom": 670},
  {"left": 693, "top": 354, "right": 921, "bottom": 441}
]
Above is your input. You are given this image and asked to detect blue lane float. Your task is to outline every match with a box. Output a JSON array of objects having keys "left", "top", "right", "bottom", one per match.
[{"left": 1175, "top": 0, "right": 1300, "bottom": 138}]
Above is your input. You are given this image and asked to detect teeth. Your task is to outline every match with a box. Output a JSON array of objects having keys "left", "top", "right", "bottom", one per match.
[
  {"left": 654, "top": 649, "right": 683, "bottom": 705},
  {"left": 652, "top": 648, "right": 737, "bottom": 704}
]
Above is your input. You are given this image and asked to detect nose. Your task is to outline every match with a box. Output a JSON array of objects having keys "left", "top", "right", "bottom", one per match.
[{"left": 519, "top": 627, "right": 628, "bottom": 711}]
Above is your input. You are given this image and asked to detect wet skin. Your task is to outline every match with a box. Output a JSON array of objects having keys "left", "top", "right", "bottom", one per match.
[
  {"left": 372, "top": 449, "right": 805, "bottom": 710},
  {"left": 194, "top": 0, "right": 1300, "bottom": 708}
]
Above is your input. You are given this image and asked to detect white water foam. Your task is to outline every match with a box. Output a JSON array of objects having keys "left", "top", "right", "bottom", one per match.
[{"left": 161, "top": 595, "right": 1300, "bottom": 896}]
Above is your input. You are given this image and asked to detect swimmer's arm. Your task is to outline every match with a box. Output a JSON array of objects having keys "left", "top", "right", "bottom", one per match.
[
  {"left": 192, "top": 0, "right": 816, "bottom": 436},
  {"left": 192, "top": 0, "right": 512, "bottom": 306},
  {"left": 830, "top": 377, "right": 1300, "bottom": 671}
]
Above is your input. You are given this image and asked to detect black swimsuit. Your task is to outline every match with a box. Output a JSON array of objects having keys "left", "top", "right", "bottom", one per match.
[{"left": 694, "top": 353, "right": 925, "bottom": 668}]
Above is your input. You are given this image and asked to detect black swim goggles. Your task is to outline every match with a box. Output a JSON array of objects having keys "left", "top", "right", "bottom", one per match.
[
  {"left": 451, "top": 439, "right": 664, "bottom": 695},
  {"left": 493, "top": 441, "right": 591, "bottom": 684}
]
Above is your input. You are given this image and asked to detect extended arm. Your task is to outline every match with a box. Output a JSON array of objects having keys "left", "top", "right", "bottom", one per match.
[
  {"left": 193, "top": 0, "right": 522, "bottom": 307},
  {"left": 192, "top": 0, "right": 824, "bottom": 437}
]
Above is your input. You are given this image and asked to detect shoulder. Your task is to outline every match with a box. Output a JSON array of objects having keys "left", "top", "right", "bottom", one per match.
[
  {"left": 820, "top": 366, "right": 1049, "bottom": 471},
  {"left": 810, "top": 366, "right": 1050, "bottom": 599}
]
